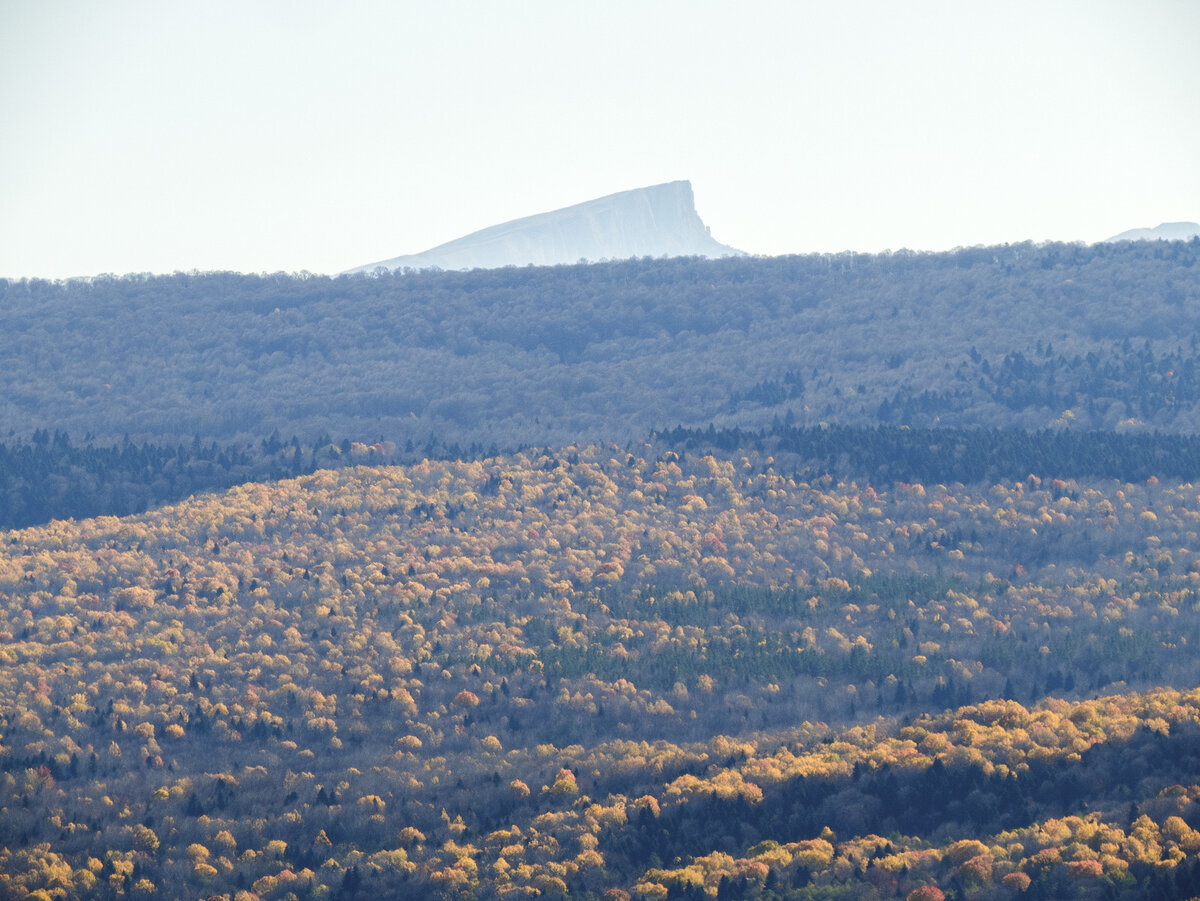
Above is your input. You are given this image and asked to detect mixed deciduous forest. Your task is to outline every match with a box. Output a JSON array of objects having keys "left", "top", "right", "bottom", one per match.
[
  {"left": 6, "top": 449, "right": 1200, "bottom": 899},
  {"left": 4, "top": 241, "right": 1200, "bottom": 899},
  {"left": 1, "top": 239, "right": 1198, "bottom": 449}
]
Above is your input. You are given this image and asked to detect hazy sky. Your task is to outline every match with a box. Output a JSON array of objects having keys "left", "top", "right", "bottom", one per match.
[{"left": 2, "top": 1, "right": 1198, "bottom": 279}]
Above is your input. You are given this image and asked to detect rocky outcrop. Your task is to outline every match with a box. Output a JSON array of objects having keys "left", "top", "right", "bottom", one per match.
[
  {"left": 346, "top": 180, "right": 742, "bottom": 273},
  {"left": 1103, "top": 221, "right": 1200, "bottom": 243}
]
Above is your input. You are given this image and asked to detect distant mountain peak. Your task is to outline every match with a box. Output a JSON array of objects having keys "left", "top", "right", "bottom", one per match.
[
  {"left": 346, "top": 180, "right": 743, "bottom": 274},
  {"left": 1103, "top": 221, "right": 1200, "bottom": 243}
]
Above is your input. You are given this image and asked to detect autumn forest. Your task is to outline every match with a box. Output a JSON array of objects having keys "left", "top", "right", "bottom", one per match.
[{"left": 4, "top": 242, "right": 1200, "bottom": 900}]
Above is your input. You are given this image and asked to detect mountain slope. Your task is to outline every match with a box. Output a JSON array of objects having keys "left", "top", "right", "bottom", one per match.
[
  {"left": 345, "top": 180, "right": 742, "bottom": 272},
  {"left": 5, "top": 241, "right": 1200, "bottom": 447},
  {"left": 7, "top": 448, "right": 1200, "bottom": 898}
]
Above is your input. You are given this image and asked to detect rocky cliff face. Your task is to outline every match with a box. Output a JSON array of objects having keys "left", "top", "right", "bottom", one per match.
[
  {"left": 346, "top": 180, "right": 742, "bottom": 273},
  {"left": 1104, "top": 221, "right": 1200, "bottom": 243}
]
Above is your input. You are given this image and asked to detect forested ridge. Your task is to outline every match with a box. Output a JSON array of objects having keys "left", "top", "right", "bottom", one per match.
[{"left": 2, "top": 239, "right": 1198, "bottom": 448}]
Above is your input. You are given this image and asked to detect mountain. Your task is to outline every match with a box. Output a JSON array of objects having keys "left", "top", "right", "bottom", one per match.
[
  {"left": 345, "top": 180, "right": 742, "bottom": 273},
  {"left": 1103, "top": 220, "right": 1200, "bottom": 242}
]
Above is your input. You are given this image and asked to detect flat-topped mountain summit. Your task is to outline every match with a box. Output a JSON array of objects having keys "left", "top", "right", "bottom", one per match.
[{"left": 346, "top": 180, "right": 742, "bottom": 273}]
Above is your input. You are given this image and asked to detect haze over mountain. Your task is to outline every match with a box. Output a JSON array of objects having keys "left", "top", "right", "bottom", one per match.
[
  {"left": 1104, "top": 221, "right": 1200, "bottom": 243},
  {"left": 345, "top": 180, "right": 742, "bottom": 273}
]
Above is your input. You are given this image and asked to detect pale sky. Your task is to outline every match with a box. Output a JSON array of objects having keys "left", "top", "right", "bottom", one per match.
[{"left": 1, "top": 0, "right": 1198, "bottom": 279}]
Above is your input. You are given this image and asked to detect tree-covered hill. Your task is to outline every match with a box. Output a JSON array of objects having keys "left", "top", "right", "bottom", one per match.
[
  {"left": 2, "top": 239, "right": 1198, "bottom": 447},
  {"left": 6, "top": 447, "right": 1200, "bottom": 898}
]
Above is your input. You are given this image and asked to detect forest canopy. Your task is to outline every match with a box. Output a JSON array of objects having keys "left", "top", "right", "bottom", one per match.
[
  {"left": 4, "top": 447, "right": 1200, "bottom": 898},
  {"left": 6, "top": 239, "right": 1200, "bottom": 899},
  {"left": 1, "top": 239, "right": 1198, "bottom": 448}
]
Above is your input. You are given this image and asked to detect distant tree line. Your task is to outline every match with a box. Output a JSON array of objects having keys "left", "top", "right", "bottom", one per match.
[{"left": 660, "top": 422, "right": 1200, "bottom": 484}]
